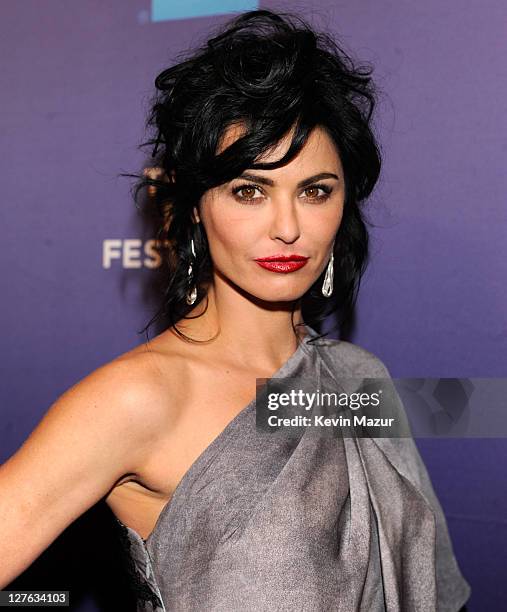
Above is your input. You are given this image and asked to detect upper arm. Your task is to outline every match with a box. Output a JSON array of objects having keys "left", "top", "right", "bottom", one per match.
[{"left": 0, "top": 354, "right": 169, "bottom": 588}]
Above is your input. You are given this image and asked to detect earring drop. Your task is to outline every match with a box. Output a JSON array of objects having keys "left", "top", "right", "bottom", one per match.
[
  {"left": 321, "top": 250, "right": 334, "bottom": 297},
  {"left": 186, "top": 238, "right": 197, "bottom": 305}
]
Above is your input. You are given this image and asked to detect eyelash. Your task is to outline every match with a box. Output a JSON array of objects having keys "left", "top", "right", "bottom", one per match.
[{"left": 231, "top": 183, "right": 333, "bottom": 204}]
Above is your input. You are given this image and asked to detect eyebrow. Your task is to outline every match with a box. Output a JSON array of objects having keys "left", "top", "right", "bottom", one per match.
[{"left": 236, "top": 172, "right": 340, "bottom": 189}]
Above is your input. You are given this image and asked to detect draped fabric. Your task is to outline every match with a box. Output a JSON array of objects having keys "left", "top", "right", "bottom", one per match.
[{"left": 115, "top": 325, "right": 471, "bottom": 611}]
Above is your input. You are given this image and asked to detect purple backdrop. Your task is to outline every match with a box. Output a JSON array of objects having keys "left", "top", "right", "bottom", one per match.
[{"left": 1, "top": 1, "right": 506, "bottom": 610}]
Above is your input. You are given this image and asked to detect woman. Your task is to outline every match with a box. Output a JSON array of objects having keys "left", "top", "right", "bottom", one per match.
[{"left": 1, "top": 9, "right": 471, "bottom": 612}]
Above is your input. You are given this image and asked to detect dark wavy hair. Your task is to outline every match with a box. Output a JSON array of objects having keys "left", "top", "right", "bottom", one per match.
[{"left": 124, "top": 8, "right": 382, "bottom": 344}]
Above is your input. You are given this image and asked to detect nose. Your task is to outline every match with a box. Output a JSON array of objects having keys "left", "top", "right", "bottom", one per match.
[{"left": 268, "top": 196, "right": 301, "bottom": 244}]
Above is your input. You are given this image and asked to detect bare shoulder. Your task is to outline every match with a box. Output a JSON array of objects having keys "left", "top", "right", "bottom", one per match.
[
  {"left": 20, "top": 334, "right": 193, "bottom": 481},
  {"left": 71, "top": 338, "right": 190, "bottom": 449},
  {"left": 315, "top": 336, "right": 391, "bottom": 378},
  {"left": 0, "top": 336, "right": 190, "bottom": 587}
]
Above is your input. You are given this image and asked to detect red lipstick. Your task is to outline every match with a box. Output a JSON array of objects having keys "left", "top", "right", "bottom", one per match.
[{"left": 254, "top": 254, "right": 309, "bottom": 274}]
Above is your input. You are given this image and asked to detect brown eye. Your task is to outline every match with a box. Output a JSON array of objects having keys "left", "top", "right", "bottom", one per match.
[
  {"left": 239, "top": 186, "right": 257, "bottom": 199},
  {"left": 302, "top": 184, "right": 332, "bottom": 201},
  {"left": 232, "top": 183, "right": 263, "bottom": 203}
]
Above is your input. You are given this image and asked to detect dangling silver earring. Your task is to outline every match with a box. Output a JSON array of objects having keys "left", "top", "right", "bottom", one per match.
[
  {"left": 322, "top": 249, "right": 334, "bottom": 297},
  {"left": 185, "top": 238, "right": 197, "bottom": 305}
]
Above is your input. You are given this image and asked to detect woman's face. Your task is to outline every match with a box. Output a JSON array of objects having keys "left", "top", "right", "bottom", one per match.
[{"left": 195, "top": 124, "right": 346, "bottom": 302}]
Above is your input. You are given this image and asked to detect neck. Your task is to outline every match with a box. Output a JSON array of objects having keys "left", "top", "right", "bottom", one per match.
[{"left": 173, "top": 279, "right": 308, "bottom": 368}]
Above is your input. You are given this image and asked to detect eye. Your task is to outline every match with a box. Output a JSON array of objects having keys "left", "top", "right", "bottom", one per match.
[
  {"left": 302, "top": 184, "right": 333, "bottom": 201},
  {"left": 231, "top": 182, "right": 333, "bottom": 204},
  {"left": 231, "top": 183, "right": 264, "bottom": 203}
]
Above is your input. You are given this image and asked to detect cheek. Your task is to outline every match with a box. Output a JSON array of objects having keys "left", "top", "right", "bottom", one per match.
[
  {"left": 203, "top": 210, "right": 258, "bottom": 263},
  {"left": 306, "top": 204, "right": 344, "bottom": 242}
]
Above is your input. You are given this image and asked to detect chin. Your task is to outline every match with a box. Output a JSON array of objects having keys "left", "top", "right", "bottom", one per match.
[{"left": 246, "top": 284, "right": 308, "bottom": 303}]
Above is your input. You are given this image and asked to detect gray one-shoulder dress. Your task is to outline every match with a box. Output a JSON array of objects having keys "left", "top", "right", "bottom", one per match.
[{"left": 114, "top": 324, "right": 471, "bottom": 611}]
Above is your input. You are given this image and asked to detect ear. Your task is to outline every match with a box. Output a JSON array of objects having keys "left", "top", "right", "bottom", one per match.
[{"left": 192, "top": 206, "right": 201, "bottom": 224}]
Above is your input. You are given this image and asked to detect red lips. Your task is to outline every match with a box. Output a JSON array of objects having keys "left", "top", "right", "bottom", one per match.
[
  {"left": 254, "top": 254, "right": 309, "bottom": 273},
  {"left": 254, "top": 254, "right": 308, "bottom": 262}
]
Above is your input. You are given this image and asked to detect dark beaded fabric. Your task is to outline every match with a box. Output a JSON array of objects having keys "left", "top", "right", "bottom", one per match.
[{"left": 115, "top": 519, "right": 165, "bottom": 611}]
